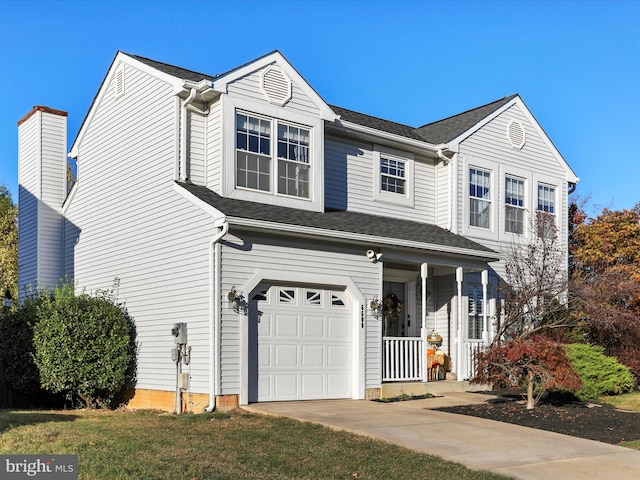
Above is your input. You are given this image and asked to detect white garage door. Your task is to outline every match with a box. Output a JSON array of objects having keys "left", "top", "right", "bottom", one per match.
[{"left": 250, "top": 285, "right": 352, "bottom": 402}]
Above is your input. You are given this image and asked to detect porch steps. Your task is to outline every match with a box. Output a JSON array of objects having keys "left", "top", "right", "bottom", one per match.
[{"left": 380, "top": 380, "right": 490, "bottom": 399}]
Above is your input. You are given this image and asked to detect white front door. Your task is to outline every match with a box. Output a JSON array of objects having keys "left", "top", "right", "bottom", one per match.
[{"left": 248, "top": 285, "right": 352, "bottom": 402}]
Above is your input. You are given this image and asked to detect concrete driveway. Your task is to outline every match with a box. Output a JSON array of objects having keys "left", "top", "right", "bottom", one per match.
[{"left": 244, "top": 392, "right": 640, "bottom": 480}]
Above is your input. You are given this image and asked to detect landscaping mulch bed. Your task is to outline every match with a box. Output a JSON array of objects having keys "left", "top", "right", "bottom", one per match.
[{"left": 437, "top": 392, "right": 640, "bottom": 445}]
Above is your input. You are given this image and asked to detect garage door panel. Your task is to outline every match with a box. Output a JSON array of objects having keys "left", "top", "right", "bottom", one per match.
[
  {"left": 302, "top": 345, "right": 324, "bottom": 367},
  {"left": 274, "top": 344, "right": 298, "bottom": 367},
  {"left": 327, "top": 345, "right": 349, "bottom": 367},
  {"left": 255, "top": 286, "right": 351, "bottom": 402},
  {"left": 275, "top": 315, "right": 299, "bottom": 337},
  {"left": 302, "top": 315, "right": 325, "bottom": 338}
]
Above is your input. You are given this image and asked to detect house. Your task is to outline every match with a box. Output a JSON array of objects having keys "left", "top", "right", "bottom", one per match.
[{"left": 17, "top": 51, "right": 578, "bottom": 412}]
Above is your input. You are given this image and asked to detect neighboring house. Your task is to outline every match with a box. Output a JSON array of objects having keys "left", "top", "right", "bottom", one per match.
[{"left": 17, "top": 51, "right": 578, "bottom": 412}]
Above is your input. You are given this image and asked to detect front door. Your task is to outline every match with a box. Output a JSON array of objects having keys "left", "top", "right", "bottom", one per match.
[{"left": 382, "top": 281, "right": 407, "bottom": 337}]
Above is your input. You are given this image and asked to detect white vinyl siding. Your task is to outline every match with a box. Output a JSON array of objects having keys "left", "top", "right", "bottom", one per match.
[
  {"left": 63, "top": 64, "right": 215, "bottom": 394},
  {"left": 187, "top": 109, "right": 206, "bottom": 185},
  {"left": 324, "top": 136, "right": 435, "bottom": 223},
  {"left": 17, "top": 109, "right": 66, "bottom": 293},
  {"left": 206, "top": 100, "right": 223, "bottom": 192}
]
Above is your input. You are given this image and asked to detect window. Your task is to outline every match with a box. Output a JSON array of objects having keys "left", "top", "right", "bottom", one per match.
[
  {"left": 469, "top": 168, "right": 491, "bottom": 229},
  {"left": 277, "top": 124, "right": 310, "bottom": 198},
  {"left": 236, "top": 112, "right": 311, "bottom": 198},
  {"left": 468, "top": 285, "right": 484, "bottom": 340},
  {"left": 537, "top": 184, "right": 556, "bottom": 238},
  {"left": 505, "top": 176, "right": 525, "bottom": 234},
  {"left": 236, "top": 113, "right": 271, "bottom": 192},
  {"left": 380, "top": 157, "right": 405, "bottom": 194}
]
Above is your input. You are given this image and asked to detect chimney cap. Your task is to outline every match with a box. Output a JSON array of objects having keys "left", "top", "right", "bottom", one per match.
[{"left": 17, "top": 106, "right": 68, "bottom": 127}]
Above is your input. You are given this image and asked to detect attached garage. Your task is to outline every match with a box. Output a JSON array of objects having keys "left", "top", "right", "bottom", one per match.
[{"left": 248, "top": 285, "right": 352, "bottom": 402}]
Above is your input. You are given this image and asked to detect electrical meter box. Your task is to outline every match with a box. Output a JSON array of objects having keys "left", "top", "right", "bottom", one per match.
[{"left": 171, "top": 323, "right": 188, "bottom": 345}]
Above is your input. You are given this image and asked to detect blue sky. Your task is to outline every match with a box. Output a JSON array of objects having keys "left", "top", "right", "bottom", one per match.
[{"left": 1, "top": 0, "right": 638, "bottom": 215}]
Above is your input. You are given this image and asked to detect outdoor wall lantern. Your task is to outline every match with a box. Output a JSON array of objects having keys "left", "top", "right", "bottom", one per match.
[
  {"left": 226, "top": 286, "right": 245, "bottom": 313},
  {"left": 369, "top": 296, "right": 383, "bottom": 319},
  {"left": 2, "top": 289, "right": 11, "bottom": 311}
]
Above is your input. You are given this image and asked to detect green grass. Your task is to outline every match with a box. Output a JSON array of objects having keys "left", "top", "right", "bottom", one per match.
[
  {"left": 0, "top": 409, "right": 510, "bottom": 480},
  {"left": 601, "top": 391, "right": 640, "bottom": 412}
]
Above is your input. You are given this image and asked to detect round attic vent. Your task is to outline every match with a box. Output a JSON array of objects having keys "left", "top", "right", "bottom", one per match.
[
  {"left": 261, "top": 66, "right": 292, "bottom": 106},
  {"left": 507, "top": 120, "right": 526, "bottom": 149}
]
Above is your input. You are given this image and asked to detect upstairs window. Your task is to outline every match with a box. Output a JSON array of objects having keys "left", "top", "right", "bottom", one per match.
[
  {"left": 469, "top": 168, "right": 491, "bottom": 229},
  {"left": 277, "top": 124, "right": 310, "bottom": 198},
  {"left": 236, "top": 112, "right": 311, "bottom": 199},
  {"left": 236, "top": 113, "right": 271, "bottom": 192},
  {"left": 537, "top": 184, "right": 556, "bottom": 239},
  {"left": 380, "top": 157, "right": 406, "bottom": 194},
  {"left": 505, "top": 176, "right": 525, "bottom": 235}
]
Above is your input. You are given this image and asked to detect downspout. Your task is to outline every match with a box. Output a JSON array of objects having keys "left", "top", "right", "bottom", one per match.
[
  {"left": 205, "top": 220, "right": 229, "bottom": 413},
  {"left": 436, "top": 149, "right": 453, "bottom": 231},
  {"left": 180, "top": 88, "right": 197, "bottom": 182}
]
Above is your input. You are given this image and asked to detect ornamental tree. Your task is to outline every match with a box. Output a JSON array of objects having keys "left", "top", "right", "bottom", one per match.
[{"left": 473, "top": 212, "right": 580, "bottom": 409}]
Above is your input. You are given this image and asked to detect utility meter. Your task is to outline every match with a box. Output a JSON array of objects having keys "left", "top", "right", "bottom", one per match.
[{"left": 171, "top": 323, "right": 188, "bottom": 345}]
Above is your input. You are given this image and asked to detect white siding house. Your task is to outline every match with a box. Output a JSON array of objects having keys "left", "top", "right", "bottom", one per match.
[{"left": 17, "top": 51, "right": 578, "bottom": 412}]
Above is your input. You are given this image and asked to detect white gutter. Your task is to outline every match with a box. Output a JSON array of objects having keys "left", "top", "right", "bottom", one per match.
[
  {"left": 180, "top": 88, "right": 197, "bottom": 181},
  {"left": 226, "top": 216, "right": 500, "bottom": 262},
  {"left": 336, "top": 119, "right": 447, "bottom": 153},
  {"left": 205, "top": 219, "right": 229, "bottom": 413}
]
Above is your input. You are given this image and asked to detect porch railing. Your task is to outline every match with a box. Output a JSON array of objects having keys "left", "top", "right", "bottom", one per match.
[
  {"left": 382, "top": 337, "right": 423, "bottom": 382},
  {"left": 463, "top": 340, "right": 486, "bottom": 381}
]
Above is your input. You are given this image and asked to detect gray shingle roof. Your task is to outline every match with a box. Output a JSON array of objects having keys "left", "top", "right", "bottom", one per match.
[
  {"left": 330, "top": 105, "right": 428, "bottom": 142},
  {"left": 129, "top": 54, "right": 217, "bottom": 83},
  {"left": 416, "top": 95, "right": 518, "bottom": 144},
  {"left": 177, "top": 182, "right": 498, "bottom": 259}
]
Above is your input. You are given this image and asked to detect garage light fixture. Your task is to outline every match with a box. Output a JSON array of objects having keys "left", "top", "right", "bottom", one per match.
[
  {"left": 369, "top": 296, "right": 383, "bottom": 319},
  {"left": 226, "top": 286, "right": 245, "bottom": 313}
]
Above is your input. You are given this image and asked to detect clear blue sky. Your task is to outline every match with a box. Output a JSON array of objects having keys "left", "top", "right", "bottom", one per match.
[{"left": 2, "top": 0, "right": 638, "bottom": 215}]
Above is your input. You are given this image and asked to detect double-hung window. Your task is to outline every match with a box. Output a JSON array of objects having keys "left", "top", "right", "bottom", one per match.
[
  {"left": 236, "top": 112, "right": 311, "bottom": 199},
  {"left": 537, "top": 184, "right": 556, "bottom": 238},
  {"left": 469, "top": 168, "right": 491, "bottom": 229},
  {"left": 236, "top": 113, "right": 272, "bottom": 192},
  {"left": 505, "top": 176, "right": 525, "bottom": 235},
  {"left": 277, "top": 124, "right": 310, "bottom": 198},
  {"left": 380, "top": 156, "right": 405, "bottom": 194}
]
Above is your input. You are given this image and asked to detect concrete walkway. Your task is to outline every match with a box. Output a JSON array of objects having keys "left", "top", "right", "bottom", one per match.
[{"left": 244, "top": 392, "right": 640, "bottom": 480}]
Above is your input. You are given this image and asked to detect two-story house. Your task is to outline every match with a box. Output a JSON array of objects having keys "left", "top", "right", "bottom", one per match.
[{"left": 17, "top": 51, "right": 578, "bottom": 412}]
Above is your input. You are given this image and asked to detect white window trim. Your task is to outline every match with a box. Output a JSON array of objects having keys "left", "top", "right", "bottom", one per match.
[
  {"left": 502, "top": 171, "right": 529, "bottom": 239},
  {"left": 223, "top": 96, "right": 324, "bottom": 212},
  {"left": 372, "top": 144, "right": 414, "bottom": 207},
  {"left": 462, "top": 157, "right": 499, "bottom": 241}
]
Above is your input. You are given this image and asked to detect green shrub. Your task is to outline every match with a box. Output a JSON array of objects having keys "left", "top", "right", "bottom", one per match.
[
  {"left": 0, "top": 294, "right": 43, "bottom": 394},
  {"left": 33, "top": 282, "right": 135, "bottom": 408},
  {"left": 564, "top": 343, "right": 635, "bottom": 401}
]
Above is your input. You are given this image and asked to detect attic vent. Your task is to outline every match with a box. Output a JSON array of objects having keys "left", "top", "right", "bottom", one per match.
[
  {"left": 507, "top": 120, "right": 526, "bottom": 149},
  {"left": 261, "top": 66, "right": 292, "bottom": 106},
  {"left": 115, "top": 64, "right": 125, "bottom": 98}
]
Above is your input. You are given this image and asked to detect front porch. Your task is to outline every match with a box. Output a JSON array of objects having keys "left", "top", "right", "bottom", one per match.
[{"left": 380, "top": 379, "right": 489, "bottom": 399}]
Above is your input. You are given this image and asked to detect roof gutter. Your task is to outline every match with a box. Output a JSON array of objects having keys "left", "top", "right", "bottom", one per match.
[
  {"left": 226, "top": 216, "right": 500, "bottom": 262},
  {"left": 335, "top": 119, "right": 447, "bottom": 154}
]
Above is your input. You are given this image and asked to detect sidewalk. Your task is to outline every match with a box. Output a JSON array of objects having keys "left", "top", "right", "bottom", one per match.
[{"left": 244, "top": 392, "right": 640, "bottom": 480}]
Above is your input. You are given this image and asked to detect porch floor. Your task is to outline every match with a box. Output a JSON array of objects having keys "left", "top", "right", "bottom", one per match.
[{"left": 380, "top": 380, "right": 490, "bottom": 399}]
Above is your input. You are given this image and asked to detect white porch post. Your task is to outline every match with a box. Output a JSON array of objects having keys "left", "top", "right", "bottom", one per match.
[
  {"left": 456, "top": 267, "right": 464, "bottom": 381},
  {"left": 482, "top": 270, "right": 489, "bottom": 343},
  {"left": 421, "top": 263, "right": 429, "bottom": 382}
]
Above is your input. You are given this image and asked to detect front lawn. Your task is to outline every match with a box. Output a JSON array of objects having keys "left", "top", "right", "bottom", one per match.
[{"left": 0, "top": 409, "right": 508, "bottom": 480}]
